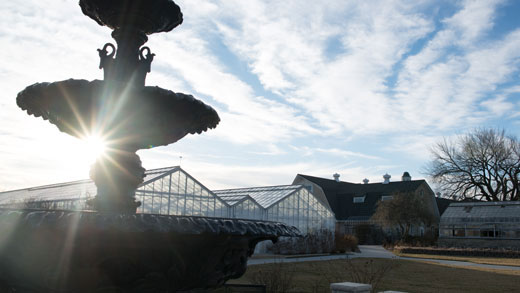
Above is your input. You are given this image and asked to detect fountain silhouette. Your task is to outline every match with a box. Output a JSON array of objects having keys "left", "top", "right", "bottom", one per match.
[{"left": 1, "top": 1, "right": 300, "bottom": 291}]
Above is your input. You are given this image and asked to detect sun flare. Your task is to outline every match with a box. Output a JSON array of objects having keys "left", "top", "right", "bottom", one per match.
[{"left": 83, "top": 135, "right": 107, "bottom": 163}]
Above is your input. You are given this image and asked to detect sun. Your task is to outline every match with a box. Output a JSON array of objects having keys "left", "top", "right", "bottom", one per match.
[{"left": 83, "top": 135, "right": 107, "bottom": 163}]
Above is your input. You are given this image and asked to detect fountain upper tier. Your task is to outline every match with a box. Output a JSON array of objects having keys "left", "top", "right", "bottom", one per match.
[
  {"left": 80, "top": 0, "right": 183, "bottom": 35},
  {"left": 16, "top": 79, "right": 219, "bottom": 151},
  {"left": 16, "top": 0, "right": 218, "bottom": 151}
]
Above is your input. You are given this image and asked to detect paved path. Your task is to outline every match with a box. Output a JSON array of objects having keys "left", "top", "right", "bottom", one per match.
[{"left": 248, "top": 245, "right": 520, "bottom": 271}]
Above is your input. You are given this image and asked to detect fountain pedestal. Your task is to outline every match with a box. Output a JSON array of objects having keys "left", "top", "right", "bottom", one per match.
[{"left": 88, "top": 149, "right": 144, "bottom": 213}]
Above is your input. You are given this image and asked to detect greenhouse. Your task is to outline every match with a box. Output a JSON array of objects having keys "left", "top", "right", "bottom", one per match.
[
  {"left": 439, "top": 201, "right": 520, "bottom": 248},
  {"left": 0, "top": 166, "right": 229, "bottom": 218},
  {"left": 0, "top": 167, "right": 335, "bottom": 237},
  {"left": 214, "top": 185, "right": 336, "bottom": 235}
]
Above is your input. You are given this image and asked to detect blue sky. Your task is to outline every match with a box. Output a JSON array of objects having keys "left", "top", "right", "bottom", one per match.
[{"left": 0, "top": 0, "right": 519, "bottom": 191}]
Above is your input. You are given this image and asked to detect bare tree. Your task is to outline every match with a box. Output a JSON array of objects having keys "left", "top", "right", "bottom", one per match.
[
  {"left": 371, "top": 192, "right": 435, "bottom": 238},
  {"left": 426, "top": 128, "right": 520, "bottom": 201}
]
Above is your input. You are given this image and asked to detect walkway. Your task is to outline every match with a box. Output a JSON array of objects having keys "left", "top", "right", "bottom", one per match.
[{"left": 248, "top": 245, "right": 520, "bottom": 271}]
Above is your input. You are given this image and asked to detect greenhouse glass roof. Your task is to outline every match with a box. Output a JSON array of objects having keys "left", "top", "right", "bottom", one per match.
[
  {"left": 0, "top": 166, "right": 179, "bottom": 205},
  {"left": 216, "top": 194, "right": 250, "bottom": 206},
  {"left": 214, "top": 185, "right": 302, "bottom": 209},
  {"left": 441, "top": 201, "right": 520, "bottom": 223}
]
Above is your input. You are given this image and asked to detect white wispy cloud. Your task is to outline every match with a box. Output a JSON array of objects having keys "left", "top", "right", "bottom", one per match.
[
  {"left": 395, "top": 0, "right": 520, "bottom": 131},
  {"left": 315, "top": 148, "right": 380, "bottom": 160}
]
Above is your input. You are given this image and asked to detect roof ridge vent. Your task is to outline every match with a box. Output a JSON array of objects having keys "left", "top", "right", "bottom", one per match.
[
  {"left": 383, "top": 173, "right": 391, "bottom": 184},
  {"left": 363, "top": 178, "right": 369, "bottom": 184},
  {"left": 333, "top": 173, "right": 340, "bottom": 182}
]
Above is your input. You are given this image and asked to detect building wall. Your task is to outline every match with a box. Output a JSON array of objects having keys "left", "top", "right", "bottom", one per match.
[
  {"left": 439, "top": 222, "right": 520, "bottom": 249},
  {"left": 414, "top": 182, "right": 441, "bottom": 224}
]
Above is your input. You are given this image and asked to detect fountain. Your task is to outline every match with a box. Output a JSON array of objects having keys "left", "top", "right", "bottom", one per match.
[{"left": 0, "top": 0, "right": 299, "bottom": 291}]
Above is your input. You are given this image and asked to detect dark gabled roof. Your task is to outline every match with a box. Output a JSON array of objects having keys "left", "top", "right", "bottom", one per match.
[
  {"left": 435, "top": 197, "right": 457, "bottom": 216},
  {"left": 297, "top": 174, "right": 426, "bottom": 221}
]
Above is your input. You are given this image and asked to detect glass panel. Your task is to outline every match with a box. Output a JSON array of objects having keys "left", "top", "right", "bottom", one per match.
[
  {"left": 162, "top": 176, "right": 170, "bottom": 193},
  {"left": 178, "top": 172, "right": 187, "bottom": 194},
  {"left": 186, "top": 178, "right": 195, "bottom": 195}
]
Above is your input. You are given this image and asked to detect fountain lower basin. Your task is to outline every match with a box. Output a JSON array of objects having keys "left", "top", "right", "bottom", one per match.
[{"left": 0, "top": 209, "right": 300, "bottom": 292}]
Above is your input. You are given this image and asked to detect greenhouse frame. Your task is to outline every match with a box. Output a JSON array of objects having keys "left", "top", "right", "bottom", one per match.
[
  {"left": 0, "top": 167, "right": 229, "bottom": 218},
  {"left": 0, "top": 166, "right": 335, "bottom": 237},
  {"left": 439, "top": 201, "right": 520, "bottom": 248}
]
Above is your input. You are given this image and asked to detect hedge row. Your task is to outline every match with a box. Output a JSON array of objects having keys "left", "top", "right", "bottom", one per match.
[{"left": 396, "top": 247, "right": 520, "bottom": 258}]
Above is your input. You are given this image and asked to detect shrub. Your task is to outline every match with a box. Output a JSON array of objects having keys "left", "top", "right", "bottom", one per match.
[{"left": 334, "top": 234, "right": 359, "bottom": 253}]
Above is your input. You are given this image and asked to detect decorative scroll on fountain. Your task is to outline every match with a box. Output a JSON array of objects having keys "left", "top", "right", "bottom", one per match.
[{"left": 2, "top": 0, "right": 300, "bottom": 291}]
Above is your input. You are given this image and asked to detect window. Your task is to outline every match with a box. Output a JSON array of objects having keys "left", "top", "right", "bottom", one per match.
[
  {"left": 466, "top": 229, "right": 480, "bottom": 237},
  {"left": 381, "top": 195, "right": 393, "bottom": 201},
  {"left": 440, "top": 229, "right": 451, "bottom": 237},
  {"left": 453, "top": 228, "right": 465, "bottom": 237},
  {"left": 480, "top": 230, "right": 496, "bottom": 238},
  {"left": 353, "top": 196, "right": 365, "bottom": 203}
]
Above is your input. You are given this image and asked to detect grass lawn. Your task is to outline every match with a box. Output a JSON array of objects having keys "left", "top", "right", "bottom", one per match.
[
  {"left": 395, "top": 252, "right": 520, "bottom": 267},
  {"left": 228, "top": 258, "right": 520, "bottom": 293}
]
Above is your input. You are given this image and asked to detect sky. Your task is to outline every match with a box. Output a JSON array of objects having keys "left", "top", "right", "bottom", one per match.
[{"left": 0, "top": 0, "right": 519, "bottom": 192}]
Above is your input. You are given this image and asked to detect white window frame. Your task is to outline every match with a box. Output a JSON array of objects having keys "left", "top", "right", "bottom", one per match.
[{"left": 353, "top": 196, "right": 365, "bottom": 203}]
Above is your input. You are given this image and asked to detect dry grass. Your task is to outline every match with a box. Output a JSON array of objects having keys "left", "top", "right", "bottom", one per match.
[
  {"left": 229, "top": 258, "right": 520, "bottom": 293},
  {"left": 395, "top": 252, "right": 520, "bottom": 267}
]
